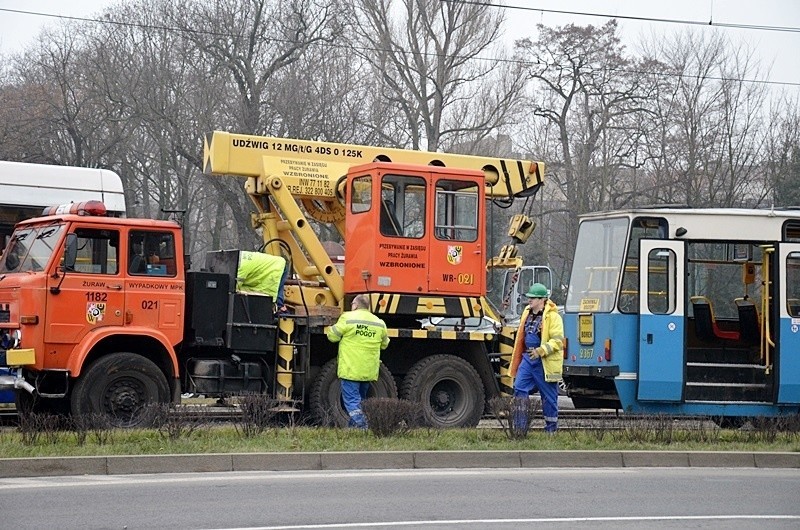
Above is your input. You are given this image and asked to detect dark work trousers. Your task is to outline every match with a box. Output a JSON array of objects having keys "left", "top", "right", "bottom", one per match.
[
  {"left": 340, "top": 379, "right": 369, "bottom": 429},
  {"left": 513, "top": 356, "right": 559, "bottom": 432}
]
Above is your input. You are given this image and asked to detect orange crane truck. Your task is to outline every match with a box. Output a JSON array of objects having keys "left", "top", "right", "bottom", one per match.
[{"left": 0, "top": 132, "right": 544, "bottom": 427}]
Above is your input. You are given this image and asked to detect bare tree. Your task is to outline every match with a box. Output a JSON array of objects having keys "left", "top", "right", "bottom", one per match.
[
  {"left": 517, "top": 21, "right": 656, "bottom": 213},
  {"left": 173, "top": 0, "right": 343, "bottom": 134},
  {"left": 514, "top": 20, "right": 656, "bottom": 283},
  {"left": 640, "top": 30, "right": 771, "bottom": 208},
  {"left": 765, "top": 94, "right": 800, "bottom": 207},
  {"left": 350, "top": 0, "right": 525, "bottom": 151},
  {"left": 5, "top": 21, "right": 142, "bottom": 170},
  {"left": 163, "top": 0, "right": 345, "bottom": 248}
]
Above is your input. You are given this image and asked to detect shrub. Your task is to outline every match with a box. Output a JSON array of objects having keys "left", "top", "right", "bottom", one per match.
[
  {"left": 362, "top": 398, "right": 422, "bottom": 437},
  {"left": 234, "top": 393, "right": 279, "bottom": 438},
  {"left": 488, "top": 396, "right": 539, "bottom": 439}
]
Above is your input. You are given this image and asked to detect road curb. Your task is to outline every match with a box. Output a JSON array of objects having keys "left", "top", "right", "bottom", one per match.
[{"left": 1, "top": 450, "right": 798, "bottom": 478}]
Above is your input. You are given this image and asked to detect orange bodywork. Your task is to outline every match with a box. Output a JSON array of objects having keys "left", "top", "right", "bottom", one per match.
[
  {"left": 0, "top": 214, "right": 184, "bottom": 378},
  {"left": 343, "top": 162, "right": 486, "bottom": 297}
]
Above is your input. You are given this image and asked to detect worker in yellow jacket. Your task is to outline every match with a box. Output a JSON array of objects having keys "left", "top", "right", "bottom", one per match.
[
  {"left": 236, "top": 251, "right": 289, "bottom": 314},
  {"left": 326, "top": 294, "right": 390, "bottom": 428},
  {"left": 510, "top": 283, "right": 564, "bottom": 432}
]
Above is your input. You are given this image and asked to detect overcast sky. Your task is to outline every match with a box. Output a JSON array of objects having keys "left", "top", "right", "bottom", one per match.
[{"left": 0, "top": 0, "right": 798, "bottom": 86}]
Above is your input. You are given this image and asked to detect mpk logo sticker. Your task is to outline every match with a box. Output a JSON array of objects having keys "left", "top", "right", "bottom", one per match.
[
  {"left": 87, "top": 303, "right": 106, "bottom": 324},
  {"left": 447, "top": 245, "right": 463, "bottom": 265}
]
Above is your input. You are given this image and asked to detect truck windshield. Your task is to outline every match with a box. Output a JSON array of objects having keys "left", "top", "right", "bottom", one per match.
[
  {"left": 565, "top": 217, "right": 629, "bottom": 313},
  {"left": 0, "top": 224, "right": 65, "bottom": 273}
]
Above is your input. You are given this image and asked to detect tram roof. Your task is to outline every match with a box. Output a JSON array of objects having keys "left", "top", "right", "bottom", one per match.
[{"left": 579, "top": 207, "right": 800, "bottom": 221}]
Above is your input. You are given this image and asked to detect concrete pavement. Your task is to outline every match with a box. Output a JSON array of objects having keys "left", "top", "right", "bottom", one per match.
[{"left": 1, "top": 450, "right": 798, "bottom": 478}]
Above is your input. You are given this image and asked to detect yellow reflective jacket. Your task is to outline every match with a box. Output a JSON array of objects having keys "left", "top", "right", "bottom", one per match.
[
  {"left": 236, "top": 251, "right": 286, "bottom": 298},
  {"left": 326, "top": 308, "right": 390, "bottom": 381},
  {"left": 511, "top": 300, "right": 564, "bottom": 382}
]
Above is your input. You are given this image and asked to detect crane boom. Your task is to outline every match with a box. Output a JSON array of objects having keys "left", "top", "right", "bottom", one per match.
[{"left": 203, "top": 131, "right": 544, "bottom": 199}]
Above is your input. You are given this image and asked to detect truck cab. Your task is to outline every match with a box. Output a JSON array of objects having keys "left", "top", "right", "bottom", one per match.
[{"left": 0, "top": 202, "right": 183, "bottom": 420}]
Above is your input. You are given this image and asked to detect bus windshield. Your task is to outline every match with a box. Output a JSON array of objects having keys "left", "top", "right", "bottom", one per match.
[
  {"left": 566, "top": 217, "right": 629, "bottom": 313},
  {"left": 0, "top": 223, "right": 65, "bottom": 273}
]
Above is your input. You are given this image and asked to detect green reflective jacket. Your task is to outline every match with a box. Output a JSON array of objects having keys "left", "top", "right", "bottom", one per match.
[
  {"left": 236, "top": 251, "right": 285, "bottom": 298},
  {"left": 326, "top": 308, "right": 389, "bottom": 381}
]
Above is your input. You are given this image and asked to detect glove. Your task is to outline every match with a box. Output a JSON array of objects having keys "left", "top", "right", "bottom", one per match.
[{"left": 528, "top": 347, "right": 543, "bottom": 360}]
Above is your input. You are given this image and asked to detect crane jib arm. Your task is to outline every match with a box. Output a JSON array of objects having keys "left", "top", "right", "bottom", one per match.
[{"left": 203, "top": 131, "right": 544, "bottom": 198}]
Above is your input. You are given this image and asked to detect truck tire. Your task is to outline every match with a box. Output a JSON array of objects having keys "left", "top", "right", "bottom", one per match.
[
  {"left": 400, "top": 354, "right": 484, "bottom": 428},
  {"left": 308, "top": 358, "right": 397, "bottom": 427},
  {"left": 70, "top": 352, "right": 170, "bottom": 427}
]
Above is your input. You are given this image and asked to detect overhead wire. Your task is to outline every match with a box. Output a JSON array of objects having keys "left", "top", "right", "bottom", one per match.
[
  {"left": 0, "top": 5, "right": 798, "bottom": 87},
  {"left": 446, "top": 1, "right": 800, "bottom": 34}
]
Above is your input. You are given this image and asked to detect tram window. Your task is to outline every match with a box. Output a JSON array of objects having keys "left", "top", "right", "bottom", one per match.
[
  {"left": 566, "top": 217, "right": 629, "bottom": 313},
  {"left": 787, "top": 252, "right": 800, "bottom": 317},
  {"left": 647, "top": 248, "right": 675, "bottom": 314},
  {"left": 618, "top": 217, "right": 668, "bottom": 314},
  {"left": 730, "top": 244, "right": 752, "bottom": 262}
]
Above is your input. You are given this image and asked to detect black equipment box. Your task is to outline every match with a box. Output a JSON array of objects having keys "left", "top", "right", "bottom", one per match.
[
  {"left": 187, "top": 252, "right": 277, "bottom": 353},
  {"left": 227, "top": 292, "right": 276, "bottom": 352},
  {"left": 186, "top": 359, "right": 266, "bottom": 394},
  {"left": 185, "top": 272, "right": 229, "bottom": 346}
]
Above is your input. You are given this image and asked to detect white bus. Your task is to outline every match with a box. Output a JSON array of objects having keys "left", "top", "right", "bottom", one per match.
[
  {"left": 0, "top": 161, "right": 126, "bottom": 254},
  {"left": 0, "top": 161, "right": 126, "bottom": 404}
]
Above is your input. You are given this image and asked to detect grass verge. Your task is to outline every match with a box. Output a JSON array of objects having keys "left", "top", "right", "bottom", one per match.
[{"left": 1, "top": 423, "right": 798, "bottom": 459}]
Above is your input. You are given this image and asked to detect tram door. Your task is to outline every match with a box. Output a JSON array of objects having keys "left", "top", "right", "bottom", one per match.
[
  {"left": 778, "top": 244, "right": 800, "bottom": 404},
  {"left": 637, "top": 240, "right": 686, "bottom": 401}
]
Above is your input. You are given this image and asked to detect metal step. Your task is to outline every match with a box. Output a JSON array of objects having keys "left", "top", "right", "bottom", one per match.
[{"left": 684, "top": 380, "right": 771, "bottom": 402}]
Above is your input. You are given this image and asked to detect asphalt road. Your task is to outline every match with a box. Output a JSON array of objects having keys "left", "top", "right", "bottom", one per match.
[{"left": 2, "top": 467, "right": 799, "bottom": 529}]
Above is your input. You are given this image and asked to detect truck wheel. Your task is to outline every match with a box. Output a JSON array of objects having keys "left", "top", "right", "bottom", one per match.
[
  {"left": 400, "top": 354, "right": 484, "bottom": 428},
  {"left": 70, "top": 352, "right": 169, "bottom": 427},
  {"left": 308, "top": 358, "right": 397, "bottom": 427}
]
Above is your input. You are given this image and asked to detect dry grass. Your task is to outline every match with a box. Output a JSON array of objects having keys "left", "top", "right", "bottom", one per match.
[{"left": 0, "top": 407, "right": 798, "bottom": 459}]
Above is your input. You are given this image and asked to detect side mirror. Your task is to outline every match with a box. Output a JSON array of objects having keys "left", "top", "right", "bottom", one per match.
[
  {"left": 64, "top": 233, "right": 78, "bottom": 271},
  {"left": 51, "top": 233, "right": 77, "bottom": 294}
]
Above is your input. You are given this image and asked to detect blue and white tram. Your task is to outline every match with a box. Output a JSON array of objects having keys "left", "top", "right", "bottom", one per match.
[{"left": 563, "top": 208, "right": 800, "bottom": 423}]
